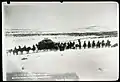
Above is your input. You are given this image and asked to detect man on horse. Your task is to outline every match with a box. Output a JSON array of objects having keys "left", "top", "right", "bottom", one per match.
[
  {"left": 101, "top": 40, "right": 105, "bottom": 48},
  {"left": 88, "top": 41, "right": 91, "bottom": 48},
  {"left": 105, "top": 40, "right": 111, "bottom": 47},
  {"left": 83, "top": 41, "right": 87, "bottom": 49},
  {"left": 92, "top": 40, "right": 96, "bottom": 48},
  {"left": 78, "top": 39, "right": 81, "bottom": 49}
]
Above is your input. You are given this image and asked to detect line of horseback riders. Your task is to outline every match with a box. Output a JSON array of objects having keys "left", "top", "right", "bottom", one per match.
[{"left": 6, "top": 39, "right": 111, "bottom": 55}]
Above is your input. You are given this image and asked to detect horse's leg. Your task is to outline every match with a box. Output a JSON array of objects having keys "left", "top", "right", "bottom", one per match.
[
  {"left": 28, "top": 50, "right": 29, "bottom": 54},
  {"left": 27, "top": 50, "right": 29, "bottom": 54},
  {"left": 21, "top": 51, "right": 23, "bottom": 55},
  {"left": 14, "top": 51, "right": 16, "bottom": 55},
  {"left": 34, "top": 50, "right": 35, "bottom": 53},
  {"left": 13, "top": 51, "right": 15, "bottom": 55},
  {"left": 13, "top": 51, "right": 14, "bottom": 55},
  {"left": 16, "top": 51, "right": 18, "bottom": 55},
  {"left": 103, "top": 44, "right": 105, "bottom": 48},
  {"left": 33, "top": 49, "right": 35, "bottom": 53}
]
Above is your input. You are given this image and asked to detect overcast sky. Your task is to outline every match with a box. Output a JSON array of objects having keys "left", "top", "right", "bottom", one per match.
[{"left": 3, "top": 2, "right": 118, "bottom": 32}]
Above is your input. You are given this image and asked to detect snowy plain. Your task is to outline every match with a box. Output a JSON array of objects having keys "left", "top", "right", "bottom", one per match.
[{"left": 4, "top": 35, "right": 119, "bottom": 81}]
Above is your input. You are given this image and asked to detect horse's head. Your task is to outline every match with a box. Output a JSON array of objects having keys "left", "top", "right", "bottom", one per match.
[{"left": 28, "top": 47, "right": 31, "bottom": 50}]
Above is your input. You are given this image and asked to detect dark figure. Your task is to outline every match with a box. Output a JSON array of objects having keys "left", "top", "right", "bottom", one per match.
[
  {"left": 13, "top": 47, "right": 18, "bottom": 55},
  {"left": 19, "top": 45, "right": 28, "bottom": 55},
  {"left": 88, "top": 41, "right": 91, "bottom": 48},
  {"left": 72, "top": 41, "right": 75, "bottom": 48},
  {"left": 68, "top": 42, "right": 71, "bottom": 49},
  {"left": 101, "top": 40, "right": 105, "bottom": 48},
  {"left": 105, "top": 40, "right": 111, "bottom": 47},
  {"left": 59, "top": 45, "right": 65, "bottom": 51},
  {"left": 66, "top": 42, "right": 70, "bottom": 49},
  {"left": 35, "top": 44, "right": 38, "bottom": 51},
  {"left": 92, "top": 40, "right": 96, "bottom": 48},
  {"left": 18, "top": 46, "right": 21, "bottom": 50},
  {"left": 22, "top": 46, "right": 26, "bottom": 54},
  {"left": 36, "top": 44, "right": 41, "bottom": 52},
  {"left": 63, "top": 42, "right": 67, "bottom": 49},
  {"left": 71, "top": 41, "right": 75, "bottom": 49},
  {"left": 22, "top": 67, "right": 24, "bottom": 70},
  {"left": 111, "top": 43, "right": 118, "bottom": 47},
  {"left": 96, "top": 41, "right": 101, "bottom": 48},
  {"left": 18, "top": 45, "right": 23, "bottom": 54},
  {"left": 21, "top": 58, "right": 28, "bottom": 60},
  {"left": 59, "top": 43, "right": 65, "bottom": 51},
  {"left": 83, "top": 41, "right": 87, "bottom": 49},
  {"left": 78, "top": 39, "right": 81, "bottom": 49},
  {"left": 31, "top": 45, "right": 36, "bottom": 52}
]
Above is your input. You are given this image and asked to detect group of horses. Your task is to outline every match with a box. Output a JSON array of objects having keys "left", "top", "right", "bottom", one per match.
[{"left": 6, "top": 39, "right": 112, "bottom": 55}]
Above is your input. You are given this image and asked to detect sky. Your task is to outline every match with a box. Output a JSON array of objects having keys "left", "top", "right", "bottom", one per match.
[{"left": 3, "top": 2, "right": 118, "bottom": 32}]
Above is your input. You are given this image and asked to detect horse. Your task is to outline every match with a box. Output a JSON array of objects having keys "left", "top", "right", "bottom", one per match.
[
  {"left": 18, "top": 46, "right": 23, "bottom": 54},
  {"left": 96, "top": 41, "right": 101, "bottom": 48},
  {"left": 19, "top": 46, "right": 27, "bottom": 54},
  {"left": 25, "top": 46, "right": 31, "bottom": 54},
  {"left": 6, "top": 49, "right": 13, "bottom": 55},
  {"left": 105, "top": 40, "right": 111, "bottom": 47},
  {"left": 13, "top": 47, "right": 19, "bottom": 55}
]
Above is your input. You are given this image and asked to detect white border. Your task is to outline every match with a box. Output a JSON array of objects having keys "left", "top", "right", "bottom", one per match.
[
  {"left": 2, "top": 1, "right": 119, "bottom": 81},
  {"left": 2, "top": 1, "right": 118, "bottom": 4},
  {"left": 116, "top": 2, "right": 119, "bottom": 80},
  {"left": 2, "top": 2, "right": 6, "bottom": 81}
]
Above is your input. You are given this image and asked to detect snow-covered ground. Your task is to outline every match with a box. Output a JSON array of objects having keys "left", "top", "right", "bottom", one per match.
[
  {"left": 4, "top": 36, "right": 119, "bottom": 81},
  {"left": 6, "top": 47, "right": 119, "bottom": 81}
]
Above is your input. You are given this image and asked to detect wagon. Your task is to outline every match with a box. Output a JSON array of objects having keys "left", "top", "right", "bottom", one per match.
[{"left": 37, "top": 38, "right": 57, "bottom": 50}]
